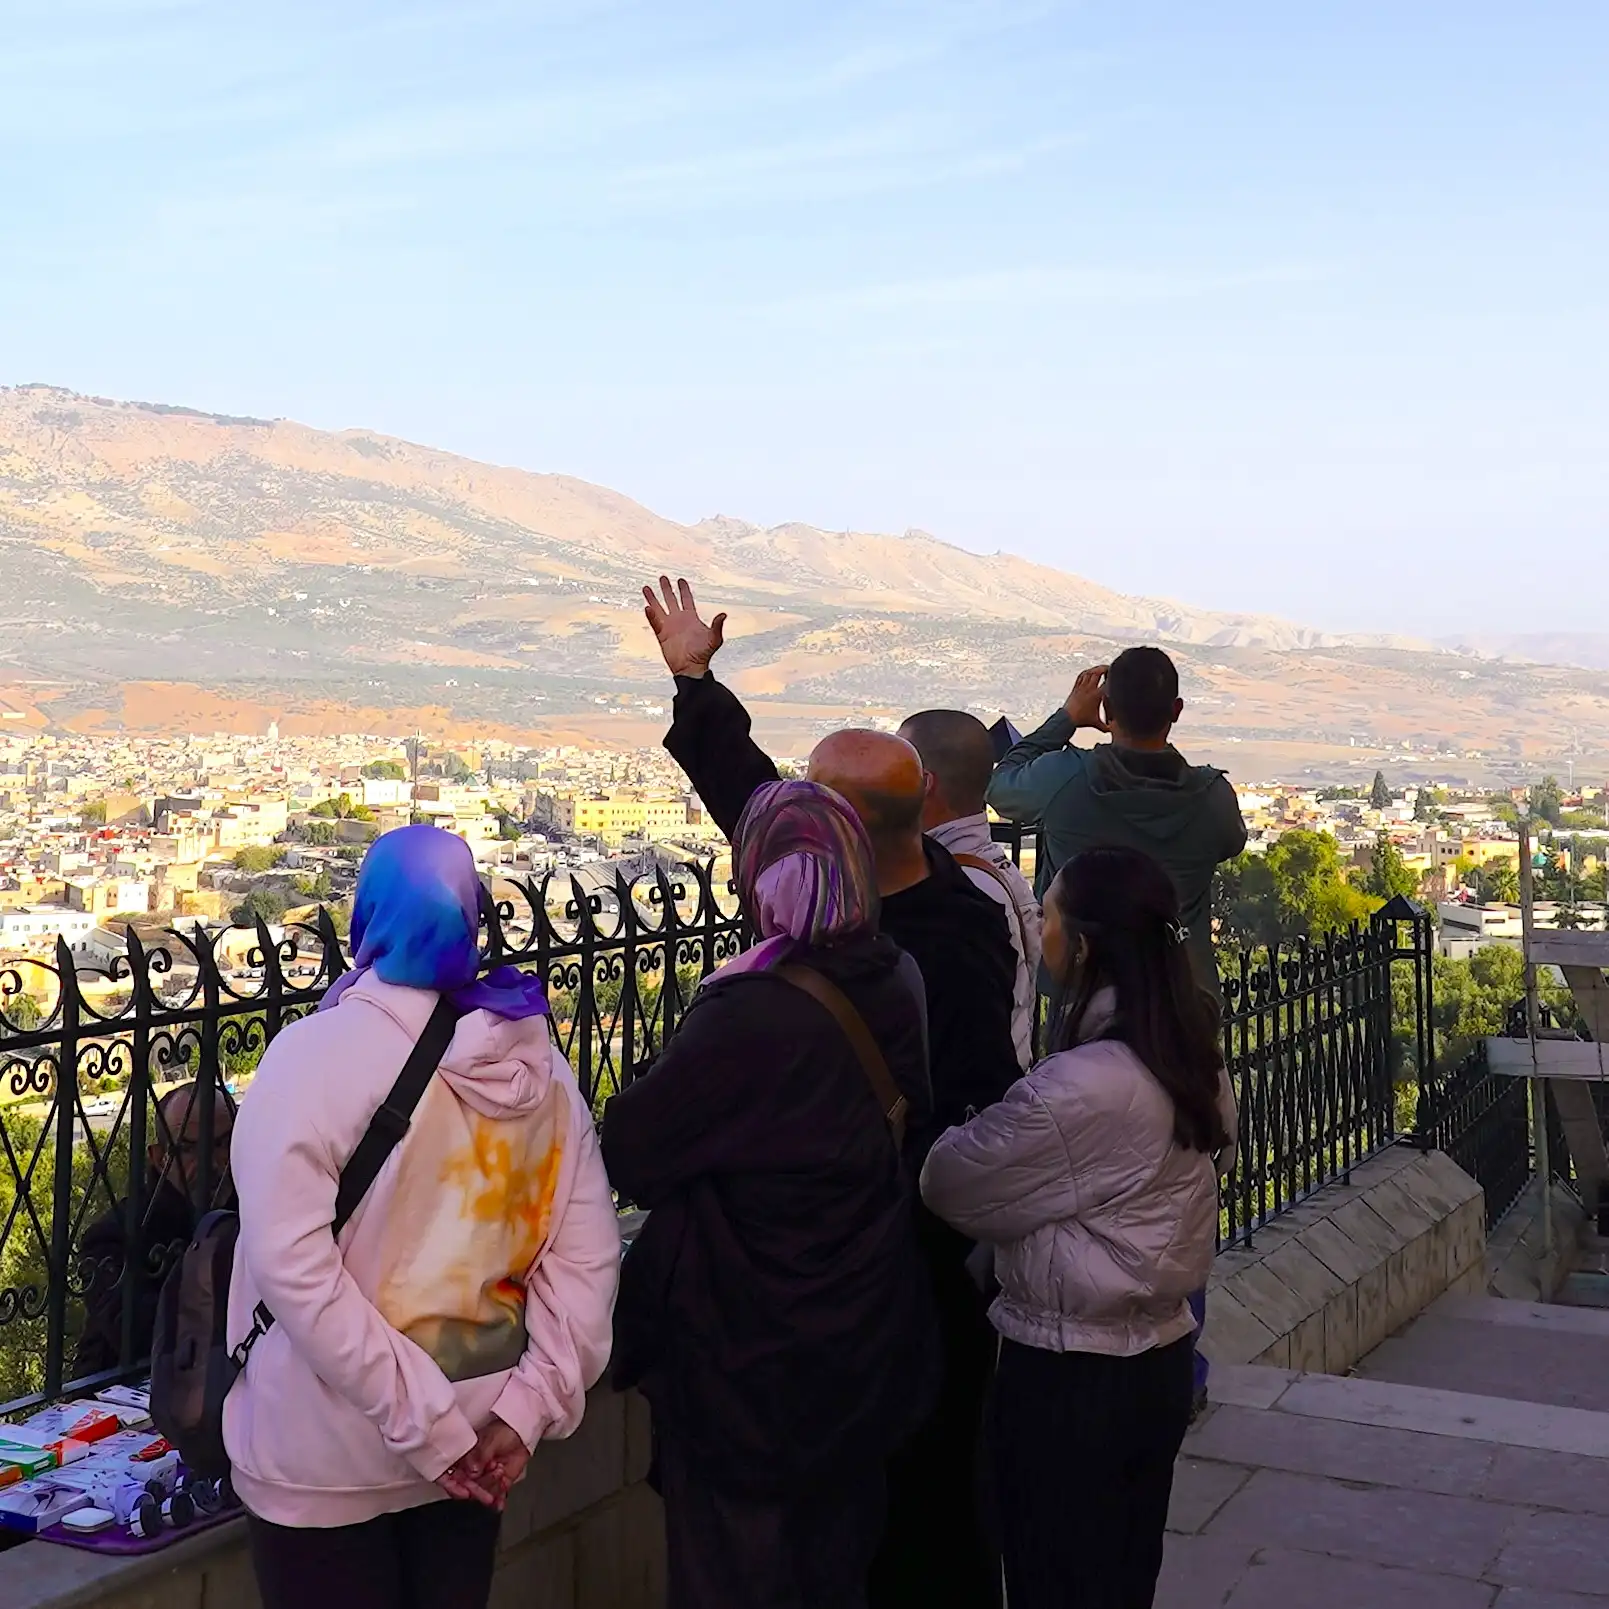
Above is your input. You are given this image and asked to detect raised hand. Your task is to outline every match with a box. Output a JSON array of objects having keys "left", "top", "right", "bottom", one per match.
[
  {"left": 1063, "top": 665, "right": 1111, "bottom": 732},
  {"left": 642, "top": 576, "right": 727, "bottom": 679}
]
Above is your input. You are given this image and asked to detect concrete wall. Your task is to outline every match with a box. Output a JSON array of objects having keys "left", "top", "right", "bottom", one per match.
[
  {"left": 6, "top": 1385, "right": 664, "bottom": 1609},
  {"left": 1200, "top": 1147, "right": 1487, "bottom": 1375}
]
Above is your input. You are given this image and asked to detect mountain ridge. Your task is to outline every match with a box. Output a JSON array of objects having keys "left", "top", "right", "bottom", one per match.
[{"left": 0, "top": 382, "right": 1605, "bottom": 780}]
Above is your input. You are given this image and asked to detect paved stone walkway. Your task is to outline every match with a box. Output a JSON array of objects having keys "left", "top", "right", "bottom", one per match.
[{"left": 1158, "top": 1303, "right": 1609, "bottom": 1607}]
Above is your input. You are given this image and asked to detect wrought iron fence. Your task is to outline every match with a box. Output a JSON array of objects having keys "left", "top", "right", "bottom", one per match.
[
  {"left": 1, "top": 831, "right": 1441, "bottom": 1414},
  {"left": 1215, "top": 916, "right": 1405, "bottom": 1246},
  {"left": 1414, "top": 995, "right": 1605, "bottom": 1232},
  {"left": 1419, "top": 1038, "right": 1532, "bottom": 1231},
  {"left": 0, "top": 861, "right": 743, "bottom": 1415}
]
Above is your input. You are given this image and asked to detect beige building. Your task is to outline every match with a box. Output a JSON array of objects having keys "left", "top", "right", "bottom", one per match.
[
  {"left": 553, "top": 792, "right": 692, "bottom": 848},
  {"left": 64, "top": 877, "right": 152, "bottom": 918}
]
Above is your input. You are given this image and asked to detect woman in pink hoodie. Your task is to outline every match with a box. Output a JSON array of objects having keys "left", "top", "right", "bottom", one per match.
[{"left": 223, "top": 826, "right": 620, "bottom": 1609}]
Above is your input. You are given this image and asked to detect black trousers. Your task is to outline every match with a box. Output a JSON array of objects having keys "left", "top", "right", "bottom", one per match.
[
  {"left": 869, "top": 1250, "right": 1000, "bottom": 1609},
  {"left": 246, "top": 1500, "right": 501, "bottom": 1609},
  {"left": 658, "top": 1436, "right": 886, "bottom": 1609},
  {"left": 989, "top": 1335, "right": 1193, "bottom": 1609}
]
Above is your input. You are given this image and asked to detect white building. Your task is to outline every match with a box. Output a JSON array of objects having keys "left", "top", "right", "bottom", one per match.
[{"left": 0, "top": 907, "right": 98, "bottom": 952}]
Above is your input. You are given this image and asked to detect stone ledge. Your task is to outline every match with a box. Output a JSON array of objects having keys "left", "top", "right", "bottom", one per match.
[
  {"left": 5, "top": 1385, "right": 664, "bottom": 1609},
  {"left": 1202, "top": 1147, "right": 1487, "bottom": 1377}
]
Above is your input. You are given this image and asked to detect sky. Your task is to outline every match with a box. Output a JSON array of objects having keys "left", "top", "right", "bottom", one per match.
[{"left": 2, "top": 1, "right": 1606, "bottom": 638}]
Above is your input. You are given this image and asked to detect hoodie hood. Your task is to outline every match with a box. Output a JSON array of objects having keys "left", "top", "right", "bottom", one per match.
[
  {"left": 1085, "top": 745, "right": 1227, "bottom": 843},
  {"left": 336, "top": 970, "right": 557, "bottom": 1121}
]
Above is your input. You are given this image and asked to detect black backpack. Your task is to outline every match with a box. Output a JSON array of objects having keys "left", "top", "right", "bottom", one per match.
[{"left": 150, "top": 997, "right": 459, "bottom": 1478}]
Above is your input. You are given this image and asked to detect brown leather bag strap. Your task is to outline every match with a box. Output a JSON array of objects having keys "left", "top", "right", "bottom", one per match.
[
  {"left": 952, "top": 852, "right": 1029, "bottom": 960},
  {"left": 776, "top": 964, "right": 908, "bottom": 1149}
]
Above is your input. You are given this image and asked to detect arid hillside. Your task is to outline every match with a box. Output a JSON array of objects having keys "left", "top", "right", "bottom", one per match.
[{"left": 1, "top": 384, "right": 1604, "bottom": 780}]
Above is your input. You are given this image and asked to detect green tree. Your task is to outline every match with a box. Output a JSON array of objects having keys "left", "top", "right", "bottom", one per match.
[
  {"left": 304, "top": 820, "right": 339, "bottom": 846},
  {"left": 1214, "top": 852, "right": 1280, "bottom": 949},
  {"left": 3, "top": 991, "right": 42, "bottom": 1030},
  {"left": 1487, "top": 795, "right": 1520, "bottom": 826},
  {"left": 1269, "top": 830, "right": 1376, "bottom": 937},
  {"left": 1414, "top": 786, "right": 1443, "bottom": 822},
  {"left": 233, "top": 844, "right": 287, "bottom": 875},
  {"left": 231, "top": 887, "right": 292, "bottom": 927},
  {"left": 1214, "top": 831, "right": 1377, "bottom": 948},
  {"left": 79, "top": 800, "right": 108, "bottom": 827},
  {"left": 1560, "top": 808, "right": 1609, "bottom": 831},
  {"left": 1473, "top": 859, "right": 1520, "bottom": 904},
  {"left": 1360, "top": 832, "right": 1420, "bottom": 901},
  {"left": 363, "top": 760, "right": 407, "bottom": 780},
  {"left": 293, "top": 869, "right": 334, "bottom": 901},
  {"left": 0, "top": 1109, "right": 139, "bottom": 1402},
  {"left": 1370, "top": 771, "right": 1391, "bottom": 810},
  {"left": 1531, "top": 775, "right": 1564, "bottom": 826},
  {"left": 309, "top": 792, "right": 370, "bottom": 821}
]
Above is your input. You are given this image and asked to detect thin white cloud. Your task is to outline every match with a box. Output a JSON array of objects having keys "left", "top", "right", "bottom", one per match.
[{"left": 755, "top": 261, "right": 1346, "bottom": 321}]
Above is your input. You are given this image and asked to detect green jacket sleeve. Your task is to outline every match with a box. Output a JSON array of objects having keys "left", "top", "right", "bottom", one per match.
[{"left": 987, "top": 710, "right": 1085, "bottom": 823}]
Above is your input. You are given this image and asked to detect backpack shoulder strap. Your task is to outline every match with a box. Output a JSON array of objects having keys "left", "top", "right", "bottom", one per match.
[
  {"left": 952, "top": 852, "right": 1030, "bottom": 961},
  {"left": 775, "top": 964, "right": 907, "bottom": 1148},
  {"left": 333, "top": 994, "right": 460, "bottom": 1234}
]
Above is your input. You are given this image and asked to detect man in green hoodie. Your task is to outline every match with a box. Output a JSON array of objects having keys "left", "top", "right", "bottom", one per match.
[
  {"left": 988, "top": 645, "right": 1247, "bottom": 1001},
  {"left": 989, "top": 645, "right": 1246, "bottom": 1417}
]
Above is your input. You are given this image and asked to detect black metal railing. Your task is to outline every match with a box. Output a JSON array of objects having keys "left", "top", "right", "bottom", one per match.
[
  {"left": 0, "top": 861, "right": 742, "bottom": 1415},
  {"left": 1215, "top": 916, "right": 1406, "bottom": 1246},
  {"left": 2, "top": 831, "right": 1443, "bottom": 1414},
  {"left": 1421, "top": 1037, "right": 1532, "bottom": 1230}
]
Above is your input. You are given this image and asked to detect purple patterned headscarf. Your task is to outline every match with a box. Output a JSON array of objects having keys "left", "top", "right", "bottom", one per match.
[
  {"left": 718, "top": 779, "right": 880, "bottom": 978},
  {"left": 321, "top": 825, "right": 549, "bottom": 1020}
]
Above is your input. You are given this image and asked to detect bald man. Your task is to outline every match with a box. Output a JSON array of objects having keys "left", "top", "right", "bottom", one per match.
[
  {"left": 899, "top": 709, "right": 1042, "bottom": 1071},
  {"left": 73, "top": 1080, "right": 236, "bottom": 1378},
  {"left": 646, "top": 576, "right": 1015, "bottom": 1609}
]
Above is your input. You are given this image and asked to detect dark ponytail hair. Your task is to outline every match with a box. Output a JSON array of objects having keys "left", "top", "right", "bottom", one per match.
[{"left": 1049, "top": 846, "right": 1229, "bottom": 1154}]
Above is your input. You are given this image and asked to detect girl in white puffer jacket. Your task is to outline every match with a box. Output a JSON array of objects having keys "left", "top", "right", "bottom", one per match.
[{"left": 922, "top": 845, "right": 1236, "bottom": 1609}]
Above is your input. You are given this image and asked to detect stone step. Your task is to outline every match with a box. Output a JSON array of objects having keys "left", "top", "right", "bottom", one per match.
[
  {"left": 1426, "top": 1291, "right": 1609, "bottom": 1337},
  {"left": 1356, "top": 1300, "right": 1609, "bottom": 1414},
  {"left": 1159, "top": 1365, "right": 1609, "bottom": 1606},
  {"left": 1210, "top": 1363, "right": 1609, "bottom": 1458}
]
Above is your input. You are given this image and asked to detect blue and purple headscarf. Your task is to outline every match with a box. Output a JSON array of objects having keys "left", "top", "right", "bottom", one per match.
[
  {"left": 719, "top": 779, "right": 880, "bottom": 977},
  {"left": 321, "top": 824, "right": 549, "bottom": 1020}
]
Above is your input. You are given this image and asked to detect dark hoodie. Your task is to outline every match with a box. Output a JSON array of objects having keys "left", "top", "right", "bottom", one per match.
[{"left": 988, "top": 709, "right": 1247, "bottom": 993}]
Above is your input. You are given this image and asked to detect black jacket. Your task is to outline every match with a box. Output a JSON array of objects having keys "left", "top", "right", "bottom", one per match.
[
  {"left": 664, "top": 672, "right": 1021, "bottom": 1162},
  {"left": 603, "top": 937, "right": 939, "bottom": 1489},
  {"left": 72, "top": 1174, "right": 198, "bottom": 1379}
]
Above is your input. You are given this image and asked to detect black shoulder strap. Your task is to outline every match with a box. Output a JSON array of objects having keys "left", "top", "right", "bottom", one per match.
[
  {"left": 333, "top": 995, "right": 460, "bottom": 1233},
  {"left": 776, "top": 963, "right": 908, "bottom": 1150},
  {"left": 231, "top": 994, "right": 461, "bottom": 1369}
]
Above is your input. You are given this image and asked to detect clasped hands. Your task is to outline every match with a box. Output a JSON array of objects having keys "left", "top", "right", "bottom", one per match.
[{"left": 436, "top": 1416, "right": 529, "bottom": 1511}]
